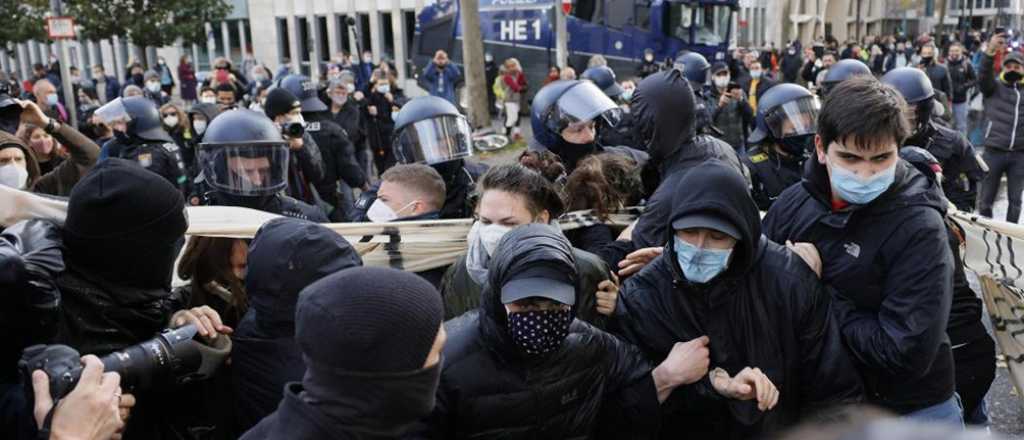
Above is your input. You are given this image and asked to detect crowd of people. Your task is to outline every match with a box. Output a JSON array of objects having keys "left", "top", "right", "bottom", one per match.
[{"left": 0, "top": 24, "right": 1021, "bottom": 440}]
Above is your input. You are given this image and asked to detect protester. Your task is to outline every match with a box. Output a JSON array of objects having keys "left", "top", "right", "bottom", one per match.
[
  {"left": 422, "top": 50, "right": 462, "bottom": 107},
  {"left": 195, "top": 108, "right": 327, "bottom": 221},
  {"left": 709, "top": 62, "right": 754, "bottom": 151},
  {"left": 160, "top": 102, "right": 191, "bottom": 152},
  {"left": 977, "top": 33, "right": 1024, "bottom": 223},
  {"left": 763, "top": 77, "right": 960, "bottom": 424},
  {"left": 884, "top": 40, "right": 914, "bottom": 72},
  {"left": 31, "top": 79, "right": 67, "bottom": 123},
  {"left": 918, "top": 44, "right": 953, "bottom": 102},
  {"left": 947, "top": 43, "right": 977, "bottom": 134},
  {"left": 175, "top": 236, "right": 249, "bottom": 329},
  {"left": 780, "top": 42, "right": 804, "bottom": 83},
  {"left": 123, "top": 61, "right": 145, "bottom": 90},
  {"left": 90, "top": 65, "right": 119, "bottom": 104},
  {"left": 499, "top": 58, "right": 528, "bottom": 139},
  {"left": 1, "top": 99, "right": 99, "bottom": 196},
  {"left": 215, "top": 83, "right": 238, "bottom": 111},
  {"left": 614, "top": 159, "right": 863, "bottom": 438},
  {"left": 121, "top": 84, "right": 144, "bottom": 98},
  {"left": 563, "top": 152, "right": 642, "bottom": 257},
  {"left": 368, "top": 164, "right": 446, "bottom": 223},
  {"left": 199, "top": 86, "right": 218, "bottom": 105},
  {"left": 232, "top": 217, "right": 363, "bottom": 433},
  {"left": 485, "top": 52, "right": 499, "bottom": 114},
  {"left": 364, "top": 71, "right": 405, "bottom": 174},
  {"left": 183, "top": 102, "right": 220, "bottom": 179},
  {"left": 325, "top": 79, "right": 370, "bottom": 178},
  {"left": 637, "top": 48, "right": 661, "bottom": 78},
  {"left": 16, "top": 123, "right": 63, "bottom": 175},
  {"left": 178, "top": 54, "right": 198, "bottom": 104},
  {"left": 743, "top": 83, "right": 820, "bottom": 210},
  {"left": 560, "top": 66, "right": 577, "bottom": 80},
  {"left": 417, "top": 224, "right": 704, "bottom": 438},
  {"left": 801, "top": 51, "right": 836, "bottom": 93},
  {"left": 543, "top": 66, "right": 561, "bottom": 85},
  {"left": 882, "top": 67, "right": 984, "bottom": 212},
  {"left": 741, "top": 60, "right": 777, "bottom": 112},
  {"left": 240, "top": 267, "right": 445, "bottom": 439},
  {"left": 517, "top": 149, "right": 566, "bottom": 183}
]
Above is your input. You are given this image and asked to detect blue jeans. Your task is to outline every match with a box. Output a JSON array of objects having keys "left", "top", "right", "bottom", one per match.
[
  {"left": 953, "top": 102, "right": 970, "bottom": 135},
  {"left": 905, "top": 394, "right": 965, "bottom": 428}
]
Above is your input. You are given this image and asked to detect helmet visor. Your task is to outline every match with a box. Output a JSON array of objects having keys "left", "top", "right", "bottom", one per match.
[
  {"left": 198, "top": 144, "right": 290, "bottom": 196},
  {"left": 765, "top": 96, "right": 819, "bottom": 139},
  {"left": 393, "top": 114, "right": 473, "bottom": 164},
  {"left": 94, "top": 97, "right": 132, "bottom": 124},
  {"left": 547, "top": 81, "right": 622, "bottom": 133}
]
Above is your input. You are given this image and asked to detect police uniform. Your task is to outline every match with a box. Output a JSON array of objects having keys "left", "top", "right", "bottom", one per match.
[
  {"left": 113, "top": 138, "right": 188, "bottom": 192},
  {"left": 741, "top": 145, "right": 803, "bottom": 211},
  {"left": 907, "top": 121, "right": 984, "bottom": 212},
  {"left": 304, "top": 115, "right": 365, "bottom": 221},
  {"left": 694, "top": 85, "right": 720, "bottom": 137}
]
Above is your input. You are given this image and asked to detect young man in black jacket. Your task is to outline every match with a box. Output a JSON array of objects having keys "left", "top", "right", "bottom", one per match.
[{"left": 763, "top": 77, "right": 960, "bottom": 424}]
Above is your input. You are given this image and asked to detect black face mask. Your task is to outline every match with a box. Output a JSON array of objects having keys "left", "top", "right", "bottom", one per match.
[
  {"left": 1005, "top": 71, "right": 1024, "bottom": 83},
  {"left": 920, "top": 56, "right": 934, "bottom": 65},
  {"left": 302, "top": 359, "right": 442, "bottom": 436},
  {"left": 549, "top": 137, "right": 598, "bottom": 172},
  {"left": 131, "top": 74, "right": 144, "bottom": 85},
  {"left": 777, "top": 134, "right": 815, "bottom": 160}
]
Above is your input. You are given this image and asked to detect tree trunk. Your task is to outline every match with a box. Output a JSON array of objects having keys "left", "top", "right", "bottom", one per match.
[{"left": 459, "top": 0, "right": 490, "bottom": 129}]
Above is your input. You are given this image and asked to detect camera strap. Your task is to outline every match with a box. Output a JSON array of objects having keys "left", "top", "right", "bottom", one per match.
[{"left": 35, "top": 406, "right": 56, "bottom": 440}]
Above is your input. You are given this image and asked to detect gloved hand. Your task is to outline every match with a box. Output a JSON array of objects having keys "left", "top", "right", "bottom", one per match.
[{"left": 0, "top": 219, "right": 65, "bottom": 310}]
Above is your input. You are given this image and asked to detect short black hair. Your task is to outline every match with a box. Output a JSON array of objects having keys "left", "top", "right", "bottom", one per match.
[
  {"left": 200, "top": 86, "right": 215, "bottom": 95},
  {"left": 215, "top": 83, "right": 235, "bottom": 94},
  {"left": 477, "top": 164, "right": 565, "bottom": 219},
  {"left": 819, "top": 76, "right": 910, "bottom": 151}
]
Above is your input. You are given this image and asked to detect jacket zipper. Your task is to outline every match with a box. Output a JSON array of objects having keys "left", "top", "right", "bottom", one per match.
[{"left": 1012, "top": 85, "right": 1021, "bottom": 150}]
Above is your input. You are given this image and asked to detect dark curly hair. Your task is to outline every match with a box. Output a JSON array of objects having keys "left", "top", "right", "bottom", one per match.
[{"left": 564, "top": 153, "right": 642, "bottom": 220}]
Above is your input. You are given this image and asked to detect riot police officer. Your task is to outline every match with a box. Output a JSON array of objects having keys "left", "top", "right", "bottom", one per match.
[
  {"left": 742, "top": 83, "right": 820, "bottom": 210},
  {"left": 882, "top": 67, "right": 984, "bottom": 212},
  {"left": 279, "top": 74, "right": 366, "bottom": 221},
  {"left": 354, "top": 95, "right": 485, "bottom": 220},
  {"left": 818, "top": 59, "right": 871, "bottom": 98},
  {"left": 530, "top": 80, "right": 646, "bottom": 174},
  {"left": 197, "top": 108, "right": 328, "bottom": 222},
  {"left": 675, "top": 52, "right": 718, "bottom": 136},
  {"left": 581, "top": 65, "right": 641, "bottom": 149},
  {"left": 94, "top": 96, "right": 187, "bottom": 192}
]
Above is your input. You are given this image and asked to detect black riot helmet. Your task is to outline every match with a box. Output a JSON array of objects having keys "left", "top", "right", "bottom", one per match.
[
  {"left": 673, "top": 52, "right": 711, "bottom": 86},
  {"left": 530, "top": 80, "right": 622, "bottom": 149},
  {"left": 94, "top": 96, "right": 173, "bottom": 143},
  {"left": 279, "top": 74, "right": 328, "bottom": 113},
  {"left": 198, "top": 109, "right": 290, "bottom": 196},
  {"left": 749, "top": 83, "right": 820, "bottom": 158},
  {"left": 820, "top": 59, "right": 872, "bottom": 96},
  {"left": 581, "top": 65, "right": 624, "bottom": 98},
  {"left": 392, "top": 95, "right": 473, "bottom": 165},
  {"left": 881, "top": 67, "right": 936, "bottom": 134}
]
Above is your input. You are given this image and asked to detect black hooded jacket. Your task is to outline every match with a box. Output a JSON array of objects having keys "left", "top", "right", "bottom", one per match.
[
  {"left": 629, "top": 70, "right": 744, "bottom": 249},
  {"left": 762, "top": 158, "right": 956, "bottom": 414},
  {"left": 415, "top": 225, "right": 659, "bottom": 439},
  {"left": 612, "top": 160, "right": 863, "bottom": 439},
  {"left": 232, "top": 218, "right": 363, "bottom": 433}
]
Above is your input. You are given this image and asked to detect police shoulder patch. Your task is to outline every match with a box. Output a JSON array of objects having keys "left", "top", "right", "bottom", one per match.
[
  {"left": 750, "top": 153, "right": 769, "bottom": 163},
  {"left": 162, "top": 142, "right": 179, "bottom": 152}
]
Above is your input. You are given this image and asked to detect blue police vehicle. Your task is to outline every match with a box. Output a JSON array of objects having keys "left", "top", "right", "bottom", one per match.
[{"left": 413, "top": 0, "right": 737, "bottom": 98}]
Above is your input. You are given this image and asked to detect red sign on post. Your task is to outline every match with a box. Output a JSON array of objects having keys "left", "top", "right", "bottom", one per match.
[
  {"left": 47, "top": 17, "right": 76, "bottom": 39},
  {"left": 561, "top": 0, "right": 572, "bottom": 15}
]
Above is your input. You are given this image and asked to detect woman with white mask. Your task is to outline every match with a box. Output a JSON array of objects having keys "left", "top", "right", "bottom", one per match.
[
  {"left": 1, "top": 99, "right": 100, "bottom": 196},
  {"left": 439, "top": 164, "right": 617, "bottom": 329}
]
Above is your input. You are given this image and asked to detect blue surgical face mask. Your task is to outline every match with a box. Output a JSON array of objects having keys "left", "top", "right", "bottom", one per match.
[
  {"left": 673, "top": 236, "right": 733, "bottom": 284},
  {"left": 828, "top": 156, "right": 896, "bottom": 205},
  {"left": 46, "top": 93, "right": 59, "bottom": 106},
  {"left": 750, "top": 70, "right": 763, "bottom": 79}
]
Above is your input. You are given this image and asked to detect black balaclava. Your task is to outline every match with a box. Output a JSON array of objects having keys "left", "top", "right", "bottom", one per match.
[
  {"left": 548, "top": 137, "right": 597, "bottom": 173},
  {"left": 295, "top": 267, "right": 444, "bottom": 436},
  {"left": 631, "top": 69, "right": 697, "bottom": 162},
  {"left": 63, "top": 158, "right": 187, "bottom": 290}
]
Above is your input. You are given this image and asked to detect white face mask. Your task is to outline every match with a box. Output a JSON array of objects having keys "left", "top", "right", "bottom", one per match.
[
  {"left": 146, "top": 82, "right": 161, "bottom": 93},
  {"left": 377, "top": 84, "right": 391, "bottom": 94},
  {"left": 367, "top": 199, "right": 416, "bottom": 223},
  {"left": 200, "top": 96, "right": 217, "bottom": 105},
  {"left": 163, "top": 115, "right": 179, "bottom": 127},
  {"left": 193, "top": 120, "right": 208, "bottom": 134},
  {"left": 345, "top": 83, "right": 356, "bottom": 93},
  {"left": 713, "top": 75, "right": 730, "bottom": 88},
  {"left": 478, "top": 222, "right": 513, "bottom": 257},
  {"left": 290, "top": 114, "right": 306, "bottom": 125},
  {"left": 0, "top": 164, "right": 29, "bottom": 189}
]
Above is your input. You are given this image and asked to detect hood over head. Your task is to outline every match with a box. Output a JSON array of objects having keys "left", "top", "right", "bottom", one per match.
[
  {"left": 667, "top": 160, "right": 763, "bottom": 279},
  {"left": 188, "top": 102, "right": 221, "bottom": 122},
  {"left": 631, "top": 69, "right": 697, "bottom": 161},
  {"left": 479, "top": 224, "right": 579, "bottom": 352},
  {"left": 0, "top": 131, "right": 41, "bottom": 188},
  {"left": 246, "top": 217, "right": 362, "bottom": 336}
]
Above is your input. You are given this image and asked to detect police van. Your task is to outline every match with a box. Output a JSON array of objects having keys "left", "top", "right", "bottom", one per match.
[{"left": 412, "top": 0, "right": 737, "bottom": 98}]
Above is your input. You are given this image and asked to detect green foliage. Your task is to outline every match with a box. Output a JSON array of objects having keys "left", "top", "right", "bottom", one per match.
[
  {"left": 65, "top": 0, "right": 232, "bottom": 47},
  {"left": 0, "top": 0, "right": 50, "bottom": 44}
]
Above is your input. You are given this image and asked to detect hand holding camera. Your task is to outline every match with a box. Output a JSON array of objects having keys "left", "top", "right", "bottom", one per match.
[{"left": 32, "top": 355, "right": 127, "bottom": 440}]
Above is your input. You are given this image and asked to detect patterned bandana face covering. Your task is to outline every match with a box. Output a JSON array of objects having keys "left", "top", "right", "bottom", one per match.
[{"left": 506, "top": 309, "right": 572, "bottom": 355}]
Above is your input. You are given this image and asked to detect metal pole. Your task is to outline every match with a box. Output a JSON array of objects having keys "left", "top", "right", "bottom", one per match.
[
  {"left": 856, "top": 0, "right": 862, "bottom": 43},
  {"left": 50, "top": 0, "right": 78, "bottom": 128}
]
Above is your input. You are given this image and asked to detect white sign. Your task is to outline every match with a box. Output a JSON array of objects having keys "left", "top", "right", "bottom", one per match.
[
  {"left": 47, "top": 17, "right": 76, "bottom": 39},
  {"left": 498, "top": 19, "right": 542, "bottom": 41}
]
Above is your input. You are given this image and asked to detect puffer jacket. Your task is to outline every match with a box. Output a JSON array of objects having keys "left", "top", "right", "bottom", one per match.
[
  {"left": 413, "top": 224, "right": 659, "bottom": 439},
  {"left": 763, "top": 158, "right": 955, "bottom": 414},
  {"left": 613, "top": 160, "right": 863, "bottom": 439},
  {"left": 979, "top": 53, "right": 1024, "bottom": 151}
]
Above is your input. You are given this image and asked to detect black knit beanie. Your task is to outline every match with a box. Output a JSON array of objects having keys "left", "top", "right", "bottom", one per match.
[
  {"left": 63, "top": 158, "right": 187, "bottom": 288},
  {"left": 296, "top": 266, "right": 444, "bottom": 373},
  {"left": 264, "top": 88, "right": 301, "bottom": 120}
]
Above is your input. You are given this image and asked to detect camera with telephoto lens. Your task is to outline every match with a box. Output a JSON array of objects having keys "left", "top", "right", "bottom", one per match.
[
  {"left": 18, "top": 324, "right": 203, "bottom": 402},
  {"left": 282, "top": 121, "right": 305, "bottom": 139}
]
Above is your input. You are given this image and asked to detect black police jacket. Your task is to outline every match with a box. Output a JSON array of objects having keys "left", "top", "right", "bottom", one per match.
[
  {"left": 763, "top": 159, "right": 956, "bottom": 414},
  {"left": 905, "top": 121, "right": 984, "bottom": 212},
  {"left": 208, "top": 191, "right": 328, "bottom": 223},
  {"left": 327, "top": 99, "right": 367, "bottom": 151},
  {"left": 413, "top": 227, "right": 659, "bottom": 439},
  {"left": 613, "top": 160, "right": 863, "bottom": 439},
  {"left": 305, "top": 115, "right": 366, "bottom": 191},
  {"left": 741, "top": 145, "right": 804, "bottom": 211},
  {"left": 110, "top": 138, "right": 187, "bottom": 193}
]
